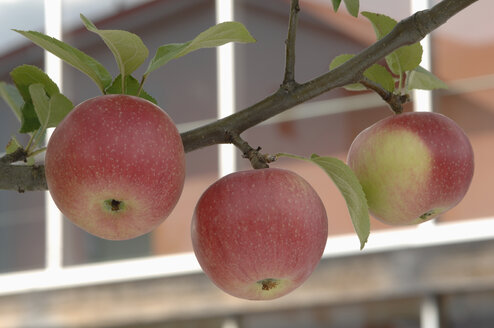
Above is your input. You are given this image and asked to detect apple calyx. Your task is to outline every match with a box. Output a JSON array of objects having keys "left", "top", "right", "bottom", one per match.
[
  {"left": 258, "top": 278, "right": 279, "bottom": 291},
  {"left": 103, "top": 199, "right": 125, "bottom": 213}
]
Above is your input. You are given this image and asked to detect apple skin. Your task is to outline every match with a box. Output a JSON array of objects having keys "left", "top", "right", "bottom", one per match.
[
  {"left": 191, "top": 168, "right": 328, "bottom": 300},
  {"left": 347, "top": 112, "right": 474, "bottom": 225},
  {"left": 45, "top": 94, "right": 185, "bottom": 240}
]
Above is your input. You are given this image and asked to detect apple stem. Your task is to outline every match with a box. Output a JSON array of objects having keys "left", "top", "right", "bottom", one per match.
[
  {"left": 104, "top": 199, "right": 124, "bottom": 212},
  {"left": 258, "top": 278, "right": 279, "bottom": 291},
  {"left": 228, "top": 132, "right": 275, "bottom": 169}
]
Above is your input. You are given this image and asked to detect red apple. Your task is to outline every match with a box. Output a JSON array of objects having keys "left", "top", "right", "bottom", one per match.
[
  {"left": 191, "top": 168, "right": 328, "bottom": 300},
  {"left": 45, "top": 94, "right": 185, "bottom": 240},
  {"left": 347, "top": 112, "right": 474, "bottom": 225}
]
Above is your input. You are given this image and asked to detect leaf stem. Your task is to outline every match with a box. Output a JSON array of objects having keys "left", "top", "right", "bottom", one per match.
[
  {"left": 24, "top": 133, "right": 36, "bottom": 154},
  {"left": 121, "top": 74, "right": 126, "bottom": 94},
  {"left": 137, "top": 75, "right": 148, "bottom": 97},
  {"left": 27, "top": 147, "right": 47, "bottom": 159}
]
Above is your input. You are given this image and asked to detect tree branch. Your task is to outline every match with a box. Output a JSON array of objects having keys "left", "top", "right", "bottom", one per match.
[
  {"left": 0, "top": 0, "right": 479, "bottom": 191},
  {"left": 282, "top": 0, "right": 300, "bottom": 89},
  {"left": 182, "top": 0, "right": 477, "bottom": 152}
]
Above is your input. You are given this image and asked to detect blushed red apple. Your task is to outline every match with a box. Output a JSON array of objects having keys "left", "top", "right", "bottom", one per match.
[
  {"left": 347, "top": 111, "right": 474, "bottom": 225},
  {"left": 45, "top": 94, "right": 185, "bottom": 240},
  {"left": 191, "top": 168, "right": 328, "bottom": 300}
]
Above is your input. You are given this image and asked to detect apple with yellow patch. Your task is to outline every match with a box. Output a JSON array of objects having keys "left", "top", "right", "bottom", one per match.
[{"left": 347, "top": 112, "right": 474, "bottom": 225}]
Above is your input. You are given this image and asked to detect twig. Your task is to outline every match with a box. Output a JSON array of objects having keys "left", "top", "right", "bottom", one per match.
[
  {"left": 228, "top": 133, "right": 275, "bottom": 169},
  {"left": 282, "top": 0, "right": 300, "bottom": 89},
  {"left": 359, "top": 78, "right": 409, "bottom": 114},
  {"left": 0, "top": 147, "right": 28, "bottom": 164}
]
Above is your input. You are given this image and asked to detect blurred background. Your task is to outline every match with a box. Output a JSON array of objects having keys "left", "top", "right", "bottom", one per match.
[{"left": 1, "top": 0, "right": 494, "bottom": 327}]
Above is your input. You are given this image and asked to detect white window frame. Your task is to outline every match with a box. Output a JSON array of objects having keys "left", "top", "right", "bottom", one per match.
[{"left": 2, "top": 2, "right": 494, "bottom": 327}]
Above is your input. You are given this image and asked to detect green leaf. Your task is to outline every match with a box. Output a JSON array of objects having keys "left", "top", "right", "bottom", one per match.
[
  {"left": 19, "top": 101, "right": 40, "bottom": 133},
  {"left": 145, "top": 21, "right": 256, "bottom": 76},
  {"left": 407, "top": 66, "right": 448, "bottom": 90},
  {"left": 388, "top": 44, "right": 422, "bottom": 75},
  {"left": 361, "top": 11, "right": 423, "bottom": 75},
  {"left": 6, "top": 136, "right": 22, "bottom": 154},
  {"left": 331, "top": 0, "right": 342, "bottom": 12},
  {"left": 105, "top": 75, "right": 157, "bottom": 105},
  {"left": 29, "top": 83, "right": 50, "bottom": 127},
  {"left": 277, "top": 153, "right": 370, "bottom": 249},
  {"left": 309, "top": 154, "right": 370, "bottom": 249},
  {"left": 0, "top": 82, "right": 24, "bottom": 122},
  {"left": 361, "top": 12, "right": 396, "bottom": 39},
  {"left": 364, "top": 64, "right": 395, "bottom": 92},
  {"left": 80, "top": 14, "right": 148, "bottom": 78},
  {"left": 343, "top": 0, "right": 360, "bottom": 17},
  {"left": 13, "top": 30, "right": 112, "bottom": 92},
  {"left": 10, "top": 65, "right": 59, "bottom": 102},
  {"left": 29, "top": 84, "right": 73, "bottom": 129},
  {"left": 28, "top": 84, "right": 74, "bottom": 148},
  {"left": 330, "top": 54, "right": 395, "bottom": 92},
  {"left": 47, "top": 93, "right": 74, "bottom": 127}
]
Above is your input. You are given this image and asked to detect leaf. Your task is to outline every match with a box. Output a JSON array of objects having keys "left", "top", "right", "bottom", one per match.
[
  {"left": 19, "top": 101, "right": 40, "bottom": 133},
  {"left": 407, "top": 66, "right": 448, "bottom": 90},
  {"left": 29, "top": 84, "right": 73, "bottom": 129},
  {"left": 105, "top": 75, "right": 157, "bottom": 104},
  {"left": 331, "top": 0, "right": 342, "bottom": 12},
  {"left": 28, "top": 84, "right": 74, "bottom": 148},
  {"left": 388, "top": 44, "right": 422, "bottom": 75},
  {"left": 6, "top": 136, "right": 22, "bottom": 154},
  {"left": 13, "top": 30, "right": 112, "bottom": 92},
  {"left": 47, "top": 93, "right": 74, "bottom": 127},
  {"left": 361, "top": 11, "right": 422, "bottom": 75},
  {"left": 10, "top": 65, "right": 59, "bottom": 102},
  {"left": 330, "top": 54, "right": 395, "bottom": 92},
  {"left": 80, "top": 14, "right": 148, "bottom": 78},
  {"left": 145, "top": 21, "right": 256, "bottom": 76},
  {"left": 29, "top": 83, "right": 50, "bottom": 127},
  {"left": 309, "top": 154, "right": 370, "bottom": 249},
  {"left": 277, "top": 153, "right": 370, "bottom": 249},
  {"left": 364, "top": 63, "right": 395, "bottom": 92},
  {"left": 361, "top": 12, "right": 396, "bottom": 39},
  {"left": 343, "top": 0, "right": 360, "bottom": 17},
  {"left": 0, "top": 82, "right": 24, "bottom": 122}
]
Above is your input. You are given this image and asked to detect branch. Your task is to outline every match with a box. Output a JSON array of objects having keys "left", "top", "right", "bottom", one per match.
[
  {"left": 0, "top": 0, "right": 479, "bottom": 191},
  {"left": 282, "top": 0, "right": 300, "bottom": 89},
  {"left": 182, "top": 0, "right": 477, "bottom": 152}
]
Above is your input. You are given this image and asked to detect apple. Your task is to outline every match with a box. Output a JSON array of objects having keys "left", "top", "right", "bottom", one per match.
[
  {"left": 45, "top": 94, "right": 185, "bottom": 240},
  {"left": 347, "top": 111, "right": 474, "bottom": 225},
  {"left": 191, "top": 168, "right": 328, "bottom": 300}
]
